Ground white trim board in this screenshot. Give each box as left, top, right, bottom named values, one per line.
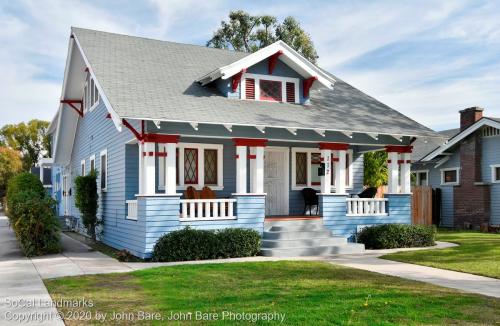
left=241, top=73, right=299, bottom=104
left=491, top=164, right=500, bottom=183
left=440, top=167, right=460, bottom=186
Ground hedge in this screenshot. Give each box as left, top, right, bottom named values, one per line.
left=152, top=227, right=261, bottom=262
left=6, top=173, right=61, bottom=257
left=357, top=224, right=436, bottom=249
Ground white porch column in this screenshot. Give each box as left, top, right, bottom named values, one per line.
left=138, top=142, right=144, bottom=194
left=387, top=151, right=399, bottom=193
left=236, top=145, right=247, bottom=194
left=164, top=142, right=177, bottom=195
left=400, top=152, right=412, bottom=194
left=336, top=149, right=347, bottom=194
left=250, top=146, right=265, bottom=193
left=320, top=149, right=332, bottom=194
left=143, top=142, right=156, bottom=195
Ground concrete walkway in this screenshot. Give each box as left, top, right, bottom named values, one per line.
left=330, top=250, right=500, bottom=298
left=0, top=215, right=64, bottom=326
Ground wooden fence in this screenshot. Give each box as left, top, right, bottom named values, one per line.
left=411, top=186, right=433, bottom=225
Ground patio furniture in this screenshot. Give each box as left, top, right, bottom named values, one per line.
left=352, top=187, right=378, bottom=198
left=301, top=188, right=319, bottom=215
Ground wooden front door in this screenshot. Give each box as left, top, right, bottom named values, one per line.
left=264, top=147, right=289, bottom=216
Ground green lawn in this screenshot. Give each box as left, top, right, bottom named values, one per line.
left=45, top=261, right=499, bottom=325
left=382, top=231, right=500, bottom=279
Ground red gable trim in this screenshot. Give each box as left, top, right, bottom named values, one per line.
left=385, top=145, right=413, bottom=153
left=61, top=99, right=83, bottom=117
left=231, top=68, right=247, bottom=92
left=268, top=50, right=284, bottom=74
left=233, top=138, right=268, bottom=147
left=318, top=142, right=349, bottom=150
left=303, top=76, right=318, bottom=98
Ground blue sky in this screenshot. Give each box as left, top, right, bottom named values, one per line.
left=1, top=0, right=499, bottom=130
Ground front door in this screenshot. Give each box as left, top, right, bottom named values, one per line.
left=264, top=147, right=289, bottom=216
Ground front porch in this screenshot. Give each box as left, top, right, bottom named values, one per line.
left=118, top=132, right=412, bottom=258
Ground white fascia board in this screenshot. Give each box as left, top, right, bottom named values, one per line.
left=422, top=118, right=500, bottom=161
left=72, top=31, right=122, bottom=132
left=217, top=41, right=335, bottom=90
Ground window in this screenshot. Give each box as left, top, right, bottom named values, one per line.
left=491, top=164, right=500, bottom=183
left=158, top=143, right=224, bottom=190
left=80, top=160, right=86, bottom=176
left=89, top=155, right=95, bottom=174
left=441, top=167, right=459, bottom=185
left=260, top=80, right=282, bottom=102
left=292, top=148, right=353, bottom=190
left=241, top=73, right=298, bottom=104
left=100, top=150, right=107, bottom=190
left=83, top=74, right=100, bottom=113
left=413, top=170, right=429, bottom=186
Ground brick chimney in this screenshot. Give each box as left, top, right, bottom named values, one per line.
left=460, top=107, right=483, bottom=131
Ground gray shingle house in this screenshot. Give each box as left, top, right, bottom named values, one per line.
left=412, top=107, right=500, bottom=229
left=48, top=28, right=439, bottom=258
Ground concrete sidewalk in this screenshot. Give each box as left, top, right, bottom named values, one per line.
left=330, top=253, right=500, bottom=298
left=0, top=215, right=64, bottom=326
left=31, top=233, right=132, bottom=279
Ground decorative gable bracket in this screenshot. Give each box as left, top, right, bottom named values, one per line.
left=268, top=50, right=284, bottom=74
left=60, top=99, right=83, bottom=117
left=231, top=69, right=247, bottom=92
left=303, top=76, right=318, bottom=98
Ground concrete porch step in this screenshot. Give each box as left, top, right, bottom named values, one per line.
left=261, top=243, right=365, bottom=257
left=262, top=236, right=347, bottom=248
left=263, top=229, right=332, bottom=240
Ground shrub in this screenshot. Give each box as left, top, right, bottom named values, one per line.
left=152, top=227, right=261, bottom=262
left=74, top=172, right=99, bottom=241
left=357, top=224, right=436, bottom=249
left=10, top=192, right=61, bottom=256
left=6, top=172, right=45, bottom=217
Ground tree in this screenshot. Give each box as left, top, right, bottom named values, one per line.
left=207, top=11, right=318, bottom=63
left=0, top=120, right=50, bottom=170
left=74, top=172, right=99, bottom=241
left=364, top=151, right=388, bottom=188
left=0, top=147, right=23, bottom=198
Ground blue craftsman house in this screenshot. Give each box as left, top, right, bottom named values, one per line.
left=48, top=28, right=438, bottom=258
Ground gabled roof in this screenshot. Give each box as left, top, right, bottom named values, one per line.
left=67, top=27, right=438, bottom=138
left=421, top=117, right=500, bottom=161
left=196, top=40, right=335, bottom=90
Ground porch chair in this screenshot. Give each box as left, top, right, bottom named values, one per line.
left=200, top=186, right=219, bottom=216
left=184, top=186, right=200, bottom=199
left=301, top=188, right=319, bottom=215
left=352, top=187, right=378, bottom=198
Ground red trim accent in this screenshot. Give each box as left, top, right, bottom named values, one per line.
left=248, top=154, right=257, bottom=159
left=320, top=157, right=324, bottom=162
left=233, top=138, right=268, bottom=147
left=142, top=134, right=179, bottom=143
left=318, top=142, right=349, bottom=150
left=397, top=160, right=405, bottom=164
left=268, top=50, right=284, bottom=74
left=231, top=69, right=247, bottom=92
left=60, top=100, right=83, bottom=117
left=157, top=152, right=168, bottom=157
left=385, top=145, right=413, bottom=153
left=331, top=157, right=339, bottom=162
left=235, top=155, right=240, bottom=159
left=122, top=119, right=143, bottom=141
left=70, top=35, right=74, bottom=39
left=105, top=113, right=111, bottom=119
left=311, top=182, right=321, bottom=186
left=142, top=151, right=155, bottom=157
left=303, top=76, right=318, bottom=98
left=387, top=160, right=392, bottom=163
left=84, top=67, right=89, bottom=72
left=406, top=160, right=412, bottom=164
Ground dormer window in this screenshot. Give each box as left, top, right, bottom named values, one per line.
left=83, top=74, right=100, bottom=113
left=241, top=73, right=299, bottom=104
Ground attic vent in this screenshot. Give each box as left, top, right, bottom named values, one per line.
left=245, top=78, right=255, bottom=100
left=286, top=82, right=295, bottom=103
left=482, top=126, right=500, bottom=137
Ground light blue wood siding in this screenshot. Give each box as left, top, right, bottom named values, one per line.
left=319, top=194, right=411, bottom=241
left=482, top=136, right=500, bottom=225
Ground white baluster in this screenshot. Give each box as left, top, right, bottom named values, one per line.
left=182, top=202, right=187, bottom=218
left=228, top=201, right=234, bottom=217
left=189, top=202, right=195, bottom=218
left=204, top=202, right=210, bottom=218
left=220, top=201, right=226, bottom=218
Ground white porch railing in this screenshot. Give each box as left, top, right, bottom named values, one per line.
left=126, top=200, right=138, bottom=220
left=346, top=198, right=388, bottom=216
left=180, top=199, right=236, bottom=221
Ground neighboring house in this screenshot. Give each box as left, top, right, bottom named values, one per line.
left=412, top=107, right=500, bottom=229
left=47, top=28, right=438, bottom=258
left=30, top=158, right=53, bottom=194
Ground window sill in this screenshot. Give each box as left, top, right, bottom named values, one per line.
left=125, top=216, right=137, bottom=221
left=440, top=183, right=460, bottom=186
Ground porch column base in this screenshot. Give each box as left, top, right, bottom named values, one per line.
left=385, top=193, right=412, bottom=224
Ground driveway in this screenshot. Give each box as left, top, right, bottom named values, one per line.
left=0, top=215, right=64, bottom=325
